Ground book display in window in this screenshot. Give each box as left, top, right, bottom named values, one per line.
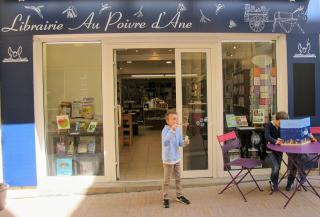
left=49, top=116, right=103, bottom=176
left=250, top=67, right=277, bottom=124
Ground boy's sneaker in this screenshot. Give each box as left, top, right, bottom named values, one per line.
left=176, top=196, right=190, bottom=205
left=269, top=180, right=278, bottom=192
left=286, top=182, right=293, bottom=191
left=163, top=199, right=169, bottom=208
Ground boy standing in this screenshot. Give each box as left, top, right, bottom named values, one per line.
left=162, top=111, right=190, bottom=208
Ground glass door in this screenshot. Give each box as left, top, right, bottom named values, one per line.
left=175, top=49, right=212, bottom=178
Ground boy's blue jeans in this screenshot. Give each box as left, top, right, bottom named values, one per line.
left=269, top=151, right=283, bottom=186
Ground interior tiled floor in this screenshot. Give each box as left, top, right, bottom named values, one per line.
left=119, top=127, right=163, bottom=180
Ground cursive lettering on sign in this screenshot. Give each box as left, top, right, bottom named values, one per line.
left=151, top=12, right=192, bottom=29
left=68, top=12, right=100, bottom=30
left=1, top=14, right=63, bottom=32
left=1, top=10, right=193, bottom=33
left=104, top=11, right=146, bottom=31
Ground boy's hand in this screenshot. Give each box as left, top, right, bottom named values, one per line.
left=171, top=124, right=178, bottom=131
left=275, top=138, right=284, bottom=145
left=311, top=137, right=317, bottom=142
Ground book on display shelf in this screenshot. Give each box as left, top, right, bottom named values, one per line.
left=87, top=121, right=98, bottom=133
left=71, top=101, right=83, bottom=118
left=226, top=114, right=237, bottom=128
left=252, top=109, right=266, bottom=124
left=235, top=116, right=248, bottom=127
left=56, top=141, right=66, bottom=155
left=87, top=143, right=96, bottom=154
left=56, top=157, right=73, bottom=176
left=56, top=115, right=70, bottom=130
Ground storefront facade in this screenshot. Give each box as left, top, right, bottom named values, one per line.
left=1, top=0, right=319, bottom=187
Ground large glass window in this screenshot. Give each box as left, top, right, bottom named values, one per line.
left=43, top=42, right=104, bottom=176
left=222, top=41, right=277, bottom=169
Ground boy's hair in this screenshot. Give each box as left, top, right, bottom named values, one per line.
left=275, top=111, right=289, bottom=120
left=165, top=110, right=178, bottom=120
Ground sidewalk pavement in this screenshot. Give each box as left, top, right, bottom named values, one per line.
left=1, top=182, right=320, bottom=217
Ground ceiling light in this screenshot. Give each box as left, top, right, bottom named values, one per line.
left=131, top=74, right=175, bottom=78
left=135, top=49, right=139, bottom=53
left=168, top=49, right=173, bottom=52
left=233, top=45, right=237, bottom=49
left=127, top=61, right=132, bottom=64
left=166, top=61, right=172, bottom=64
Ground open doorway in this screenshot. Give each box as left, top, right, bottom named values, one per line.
left=115, top=48, right=175, bottom=180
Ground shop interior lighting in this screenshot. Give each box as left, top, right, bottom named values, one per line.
left=166, top=61, right=173, bottom=64
left=131, top=74, right=173, bottom=78
left=127, top=61, right=133, bottom=64
left=131, top=74, right=197, bottom=78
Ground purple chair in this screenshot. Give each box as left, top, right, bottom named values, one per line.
left=217, top=131, right=263, bottom=202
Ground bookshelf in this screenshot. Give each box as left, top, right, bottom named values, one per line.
left=143, top=108, right=167, bottom=129
left=49, top=128, right=104, bottom=176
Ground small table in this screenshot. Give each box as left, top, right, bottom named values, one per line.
left=267, top=142, right=320, bottom=208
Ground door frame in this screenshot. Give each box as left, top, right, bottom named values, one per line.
left=175, top=48, right=213, bottom=178
left=33, top=33, right=287, bottom=187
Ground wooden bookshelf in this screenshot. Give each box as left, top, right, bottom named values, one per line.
left=122, top=113, right=133, bottom=145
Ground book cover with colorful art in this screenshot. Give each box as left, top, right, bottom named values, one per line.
left=56, top=158, right=73, bottom=176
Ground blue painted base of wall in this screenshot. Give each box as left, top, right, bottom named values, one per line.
left=2, top=124, right=37, bottom=186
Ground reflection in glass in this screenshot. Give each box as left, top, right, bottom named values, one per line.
left=43, top=42, right=104, bottom=176
left=222, top=41, right=277, bottom=170
left=181, top=52, right=208, bottom=170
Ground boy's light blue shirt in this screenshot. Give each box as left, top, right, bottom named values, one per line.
left=161, top=125, right=184, bottom=163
